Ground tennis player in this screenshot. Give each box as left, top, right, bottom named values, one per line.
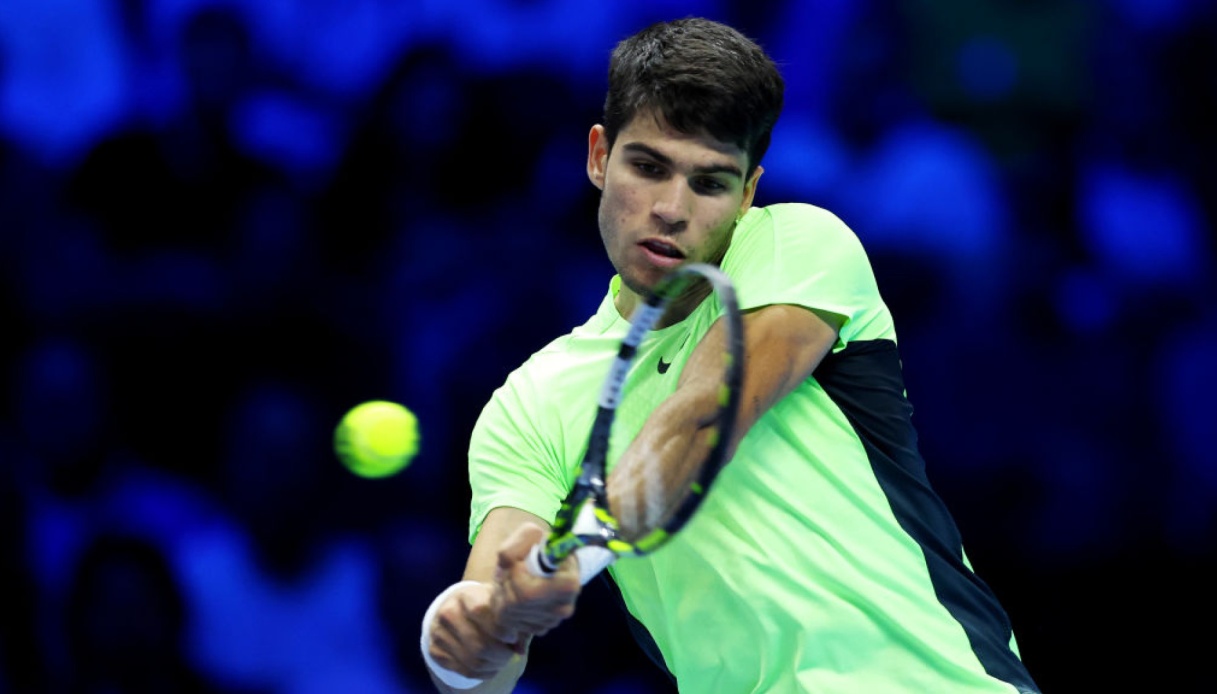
left=421, top=17, right=1040, bottom=693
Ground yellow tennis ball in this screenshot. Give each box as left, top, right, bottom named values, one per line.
left=334, top=400, right=419, bottom=478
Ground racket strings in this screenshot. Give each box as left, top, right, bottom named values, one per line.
left=543, top=263, right=742, bottom=564
left=609, top=441, right=672, bottom=542
left=608, top=423, right=723, bottom=542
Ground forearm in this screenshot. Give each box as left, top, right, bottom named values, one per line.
left=608, top=383, right=721, bottom=539
left=607, top=306, right=840, bottom=538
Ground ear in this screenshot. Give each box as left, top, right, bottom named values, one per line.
left=739, top=165, right=763, bottom=218
left=587, top=124, right=609, bottom=190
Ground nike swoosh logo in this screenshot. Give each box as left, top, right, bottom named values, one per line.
left=657, top=333, right=691, bottom=375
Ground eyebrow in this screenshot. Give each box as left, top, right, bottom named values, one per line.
left=621, top=142, right=744, bottom=179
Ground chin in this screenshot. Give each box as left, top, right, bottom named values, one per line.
left=619, top=269, right=658, bottom=297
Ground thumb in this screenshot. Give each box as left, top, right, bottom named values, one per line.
left=497, top=523, right=548, bottom=575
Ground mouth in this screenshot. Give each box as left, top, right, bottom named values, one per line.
left=639, top=238, right=686, bottom=266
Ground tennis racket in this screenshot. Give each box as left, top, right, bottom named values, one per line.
left=526, top=262, right=744, bottom=584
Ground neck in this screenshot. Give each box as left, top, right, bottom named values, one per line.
left=615, top=277, right=711, bottom=329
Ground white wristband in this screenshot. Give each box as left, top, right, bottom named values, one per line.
left=420, top=580, right=484, bottom=690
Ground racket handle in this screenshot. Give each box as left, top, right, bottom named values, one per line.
left=525, top=543, right=616, bottom=585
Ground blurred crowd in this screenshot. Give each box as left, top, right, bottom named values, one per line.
left=1, top=0, right=1214, bottom=692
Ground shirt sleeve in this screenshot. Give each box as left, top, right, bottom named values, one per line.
left=722, top=203, right=896, bottom=348
left=466, top=369, right=570, bottom=545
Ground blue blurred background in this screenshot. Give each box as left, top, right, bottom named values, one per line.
left=1, top=0, right=1214, bottom=692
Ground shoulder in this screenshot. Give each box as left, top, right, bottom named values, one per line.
left=481, top=309, right=618, bottom=421
left=726, top=203, right=869, bottom=280
left=752, top=201, right=842, bottom=225
left=743, top=203, right=862, bottom=249
left=724, top=203, right=894, bottom=341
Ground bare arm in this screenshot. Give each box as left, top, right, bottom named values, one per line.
left=425, top=507, right=582, bottom=693
left=608, top=303, right=842, bottom=536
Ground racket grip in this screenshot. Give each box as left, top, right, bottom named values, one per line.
left=525, top=543, right=616, bottom=585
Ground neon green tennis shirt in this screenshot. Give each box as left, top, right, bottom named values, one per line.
left=468, top=204, right=1039, bottom=693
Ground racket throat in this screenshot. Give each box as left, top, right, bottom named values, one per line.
left=532, top=498, right=621, bottom=583
left=572, top=496, right=615, bottom=539
left=569, top=499, right=619, bottom=582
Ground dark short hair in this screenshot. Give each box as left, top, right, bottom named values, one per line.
left=603, top=17, right=785, bottom=175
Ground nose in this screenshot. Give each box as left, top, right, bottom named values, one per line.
left=651, top=179, right=691, bottom=231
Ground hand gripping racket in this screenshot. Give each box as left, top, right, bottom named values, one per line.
left=526, top=263, right=744, bottom=584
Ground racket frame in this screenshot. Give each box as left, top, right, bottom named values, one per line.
left=532, top=262, right=744, bottom=577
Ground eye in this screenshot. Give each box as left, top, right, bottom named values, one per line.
left=693, top=177, right=728, bottom=194
left=632, top=161, right=663, bottom=177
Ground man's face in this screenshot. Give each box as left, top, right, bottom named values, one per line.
left=587, top=112, right=761, bottom=301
